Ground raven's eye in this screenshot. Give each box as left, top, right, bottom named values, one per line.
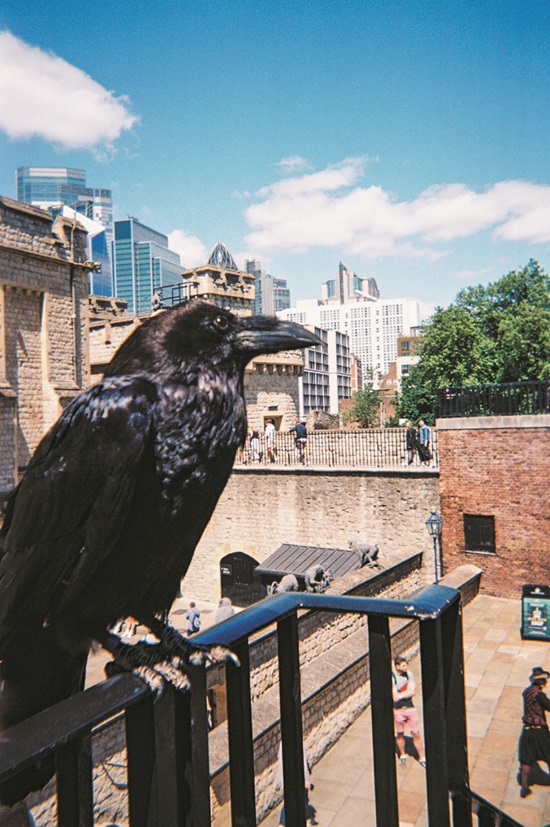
left=212, top=315, right=229, bottom=332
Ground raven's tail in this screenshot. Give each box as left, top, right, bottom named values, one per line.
left=0, top=622, right=88, bottom=805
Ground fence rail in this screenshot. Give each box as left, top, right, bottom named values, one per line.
left=438, top=380, right=550, bottom=419
left=238, top=428, right=438, bottom=469
left=0, top=586, right=523, bottom=827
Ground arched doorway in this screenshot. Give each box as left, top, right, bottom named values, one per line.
left=220, top=552, right=262, bottom=607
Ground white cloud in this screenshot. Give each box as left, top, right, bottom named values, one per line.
left=168, top=229, right=209, bottom=268
left=0, top=31, right=138, bottom=152
left=245, top=159, right=550, bottom=259
left=276, top=155, right=312, bottom=174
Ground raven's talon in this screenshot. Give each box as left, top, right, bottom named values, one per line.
left=193, top=644, right=240, bottom=667
left=132, top=665, right=165, bottom=695
left=150, top=621, right=240, bottom=669
left=153, top=660, right=191, bottom=692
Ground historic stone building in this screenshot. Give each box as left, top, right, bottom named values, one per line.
left=0, top=197, right=90, bottom=494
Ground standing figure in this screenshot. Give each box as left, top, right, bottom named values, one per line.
left=265, top=419, right=277, bottom=463
left=290, top=419, right=308, bottom=465
left=518, top=666, right=550, bottom=798
left=214, top=597, right=235, bottom=624
left=392, top=656, right=426, bottom=767
left=405, top=421, right=417, bottom=466
left=250, top=428, right=261, bottom=462
left=275, top=742, right=318, bottom=827
left=417, top=419, right=432, bottom=465
left=186, top=601, right=201, bottom=636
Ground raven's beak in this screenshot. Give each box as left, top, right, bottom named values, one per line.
left=236, top=316, right=321, bottom=357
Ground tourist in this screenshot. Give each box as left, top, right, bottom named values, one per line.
left=186, top=601, right=201, bottom=636
left=290, top=419, right=307, bottom=465
left=392, top=656, right=426, bottom=767
left=518, top=666, right=550, bottom=798
left=405, top=421, right=417, bottom=466
left=417, top=419, right=432, bottom=465
left=265, top=418, right=277, bottom=463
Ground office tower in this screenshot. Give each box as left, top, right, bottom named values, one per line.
left=246, top=259, right=291, bottom=316
left=279, top=286, right=423, bottom=388
left=112, top=217, right=182, bottom=315
left=16, top=166, right=114, bottom=292
left=321, top=262, right=380, bottom=305
left=300, top=327, right=352, bottom=416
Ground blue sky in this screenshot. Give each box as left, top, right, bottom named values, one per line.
left=1, top=0, right=549, bottom=308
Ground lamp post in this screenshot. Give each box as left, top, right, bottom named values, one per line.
left=425, top=510, right=444, bottom=584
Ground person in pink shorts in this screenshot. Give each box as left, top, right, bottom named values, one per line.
left=392, top=656, right=426, bottom=767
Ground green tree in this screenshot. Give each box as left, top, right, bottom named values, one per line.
left=399, top=260, right=550, bottom=422
left=342, top=386, right=382, bottom=428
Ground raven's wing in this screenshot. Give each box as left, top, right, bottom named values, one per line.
left=0, top=376, right=158, bottom=638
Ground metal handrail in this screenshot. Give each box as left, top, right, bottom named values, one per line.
left=0, top=586, right=520, bottom=826
left=438, top=380, right=550, bottom=418
left=236, top=428, right=439, bottom=469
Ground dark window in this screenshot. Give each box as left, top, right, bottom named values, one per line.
left=464, top=514, right=496, bottom=554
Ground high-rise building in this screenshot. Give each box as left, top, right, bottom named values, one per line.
left=321, top=262, right=380, bottom=305
left=61, top=206, right=112, bottom=296
left=300, top=326, right=352, bottom=416
left=246, top=259, right=291, bottom=316
left=279, top=287, right=424, bottom=388
left=112, top=217, right=182, bottom=315
left=16, top=167, right=114, bottom=292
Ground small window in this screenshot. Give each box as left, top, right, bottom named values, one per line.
left=464, top=514, right=496, bottom=554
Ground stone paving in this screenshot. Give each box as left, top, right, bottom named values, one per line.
left=258, top=594, right=550, bottom=827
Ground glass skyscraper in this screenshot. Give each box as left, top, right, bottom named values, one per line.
left=16, top=167, right=114, bottom=294
left=113, top=217, right=182, bottom=315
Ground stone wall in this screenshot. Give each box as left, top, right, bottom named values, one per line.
left=183, top=467, right=440, bottom=601
left=438, top=415, right=550, bottom=598
left=0, top=197, right=89, bottom=493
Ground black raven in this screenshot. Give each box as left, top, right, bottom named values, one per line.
left=0, top=300, right=319, bottom=800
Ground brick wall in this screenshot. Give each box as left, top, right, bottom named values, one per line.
left=438, top=416, right=550, bottom=598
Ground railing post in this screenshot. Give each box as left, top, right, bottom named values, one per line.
left=368, top=614, right=399, bottom=827
left=278, top=612, right=306, bottom=827
left=150, top=681, right=204, bottom=827
left=419, top=616, right=451, bottom=827
left=226, top=640, right=257, bottom=827
left=126, top=694, right=157, bottom=827
left=441, top=598, right=472, bottom=827
left=56, top=733, right=93, bottom=827
left=189, top=664, right=212, bottom=827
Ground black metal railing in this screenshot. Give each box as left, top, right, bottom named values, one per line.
left=237, top=428, right=438, bottom=469
left=438, top=380, right=550, bottom=419
left=0, top=587, right=520, bottom=827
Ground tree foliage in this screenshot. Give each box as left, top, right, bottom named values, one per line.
left=342, top=386, right=382, bottom=428
left=399, top=260, right=550, bottom=422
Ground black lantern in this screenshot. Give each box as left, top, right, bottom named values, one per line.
left=425, top=510, right=443, bottom=583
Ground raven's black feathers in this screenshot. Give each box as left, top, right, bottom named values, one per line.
left=0, top=300, right=319, bottom=801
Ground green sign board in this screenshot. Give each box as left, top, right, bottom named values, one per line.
left=522, top=585, right=550, bottom=641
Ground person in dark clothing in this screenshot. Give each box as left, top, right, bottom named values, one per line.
left=416, top=419, right=432, bottom=465
left=518, top=666, right=550, bottom=798
left=405, top=421, right=417, bottom=466
left=290, top=419, right=308, bottom=464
